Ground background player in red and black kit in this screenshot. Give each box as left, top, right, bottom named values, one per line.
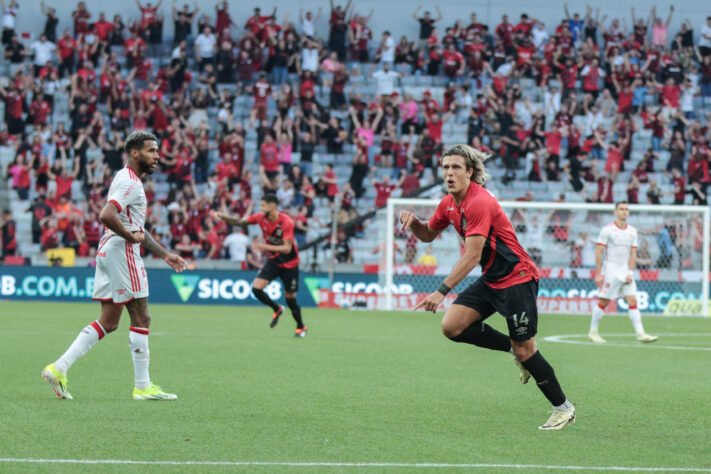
left=215, top=194, right=307, bottom=337
left=399, top=144, right=575, bottom=431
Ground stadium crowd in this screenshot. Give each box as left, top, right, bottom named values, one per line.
left=1, top=0, right=711, bottom=265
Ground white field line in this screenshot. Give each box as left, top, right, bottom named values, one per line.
left=0, top=459, right=710, bottom=471
left=543, top=333, right=711, bottom=351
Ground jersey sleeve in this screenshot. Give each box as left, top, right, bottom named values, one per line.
left=463, top=197, right=493, bottom=238
left=596, top=226, right=608, bottom=246
left=631, top=227, right=638, bottom=248
left=428, top=200, right=450, bottom=231
left=246, top=213, right=263, bottom=225
left=281, top=216, right=295, bottom=241
left=106, top=175, right=140, bottom=213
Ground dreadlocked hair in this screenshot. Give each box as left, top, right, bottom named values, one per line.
left=441, top=144, right=491, bottom=185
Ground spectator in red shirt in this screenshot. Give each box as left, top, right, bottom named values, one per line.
left=397, top=168, right=421, bottom=196
left=48, top=156, right=81, bottom=201
left=372, top=174, right=397, bottom=208
left=661, top=77, right=680, bottom=110
left=423, top=104, right=454, bottom=147
left=57, top=29, right=78, bottom=78
left=215, top=1, right=236, bottom=34
left=259, top=133, right=280, bottom=190
left=1, top=209, right=17, bottom=258
left=315, top=163, right=339, bottom=203
left=495, top=15, right=514, bottom=52
left=245, top=6, right=276, bottom=41
left=554, top=54, right=579, bottom=99
left=515, top=38, right=535, bottom=73
left=93, top=13, right=114, bottom=42
left=596, top=171, right=614, bottom=203
left=83, top=210, right=102, bottom=249
left=137, top=0, right=162, bottom=30
left=0, top=81, right=26, bottom=135
left=515, top=13, right=536, bottom=36
left=442, top=43, right=465, bottom=81
left=581, top=58, right=605, bottom=100
left=72, top=1, right=91, bottom=36
left=671, top=168, right=686, bottom=204
left=30, top=93, right=51, bottom=126
left=123, top=29, right=146, bottom=67
left=649, top=111, right=667, bottom=151
left=251, top=73, right=272, bottom=120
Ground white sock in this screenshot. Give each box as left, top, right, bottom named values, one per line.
left=129, top=327, right=151, bottom=390
left=628, top=307, right=645, bottom=336
left=554, top=399, right=574, bottom=410
left=590, top=304, right=605, bottom=333
left=55, top=321, right=106, bottom=374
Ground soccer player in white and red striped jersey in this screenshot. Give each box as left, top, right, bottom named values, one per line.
left=589, top=201, right=658, bottom=344
left=42, top=131, right=188, bottom=400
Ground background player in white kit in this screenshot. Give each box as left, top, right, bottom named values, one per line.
left=589, top=201, right=658, bottom=344
left=42, top=131, right=188, bottom=400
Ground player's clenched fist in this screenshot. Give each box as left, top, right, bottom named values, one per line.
left=399, top=210, right=417, bottom=231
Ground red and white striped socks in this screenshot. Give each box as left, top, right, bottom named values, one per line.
left=54, top=320, right=106, bottom=374
left=129, top=327, right=151, bottom=390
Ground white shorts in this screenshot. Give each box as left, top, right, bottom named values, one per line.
left=92, top=235, right=149, bottom=304
left=598, top=268, right=636, bottom=300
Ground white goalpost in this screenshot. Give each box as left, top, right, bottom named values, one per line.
left=381, top=198, right=710, bottom=317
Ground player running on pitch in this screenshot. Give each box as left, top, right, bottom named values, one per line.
left=588, top=201, right=658, bottom=344
left=214, top=193, right=307, bottom=337
left=42, top=131, right=188, bottom=400
left=400, top=144, right=575, bottom=430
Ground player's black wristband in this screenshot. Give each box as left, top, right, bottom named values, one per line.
left=437, top=284, right=451, bottom=295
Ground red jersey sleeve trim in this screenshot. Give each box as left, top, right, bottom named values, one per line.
left=108, top=200, right=122, bottom=213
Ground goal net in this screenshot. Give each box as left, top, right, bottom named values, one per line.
left=370, top=198, right=709, bottom=317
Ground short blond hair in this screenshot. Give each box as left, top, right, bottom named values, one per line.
left=441, top=144, right=491, bottom=185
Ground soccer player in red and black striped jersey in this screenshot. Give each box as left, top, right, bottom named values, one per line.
left=399, top=144, right=575, bottom=430
left=215, top=194, right=307, bottom=337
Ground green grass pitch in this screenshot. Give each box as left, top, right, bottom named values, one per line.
left=1, top=301, right=710, bottom=472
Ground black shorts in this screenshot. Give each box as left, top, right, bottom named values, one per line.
left=257, top=258, right=299, bottom=293
left=453, top=277, right=539, bottom=341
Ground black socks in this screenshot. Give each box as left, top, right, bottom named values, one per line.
left=521, top=351, right=566, bottom=406
left=252, top=288, right=279, bottom=312
left=286, top=297, right=304, bottom=329
left=450, top=322, right=512, bottom=352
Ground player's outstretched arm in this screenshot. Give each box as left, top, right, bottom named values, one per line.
left=213, top=211, right=250, bottom=227
left=414, top=235, right=484, bottom=313
left=142, top=230, right=187, bottom=272
left=399, top=211, right=441, bottom=242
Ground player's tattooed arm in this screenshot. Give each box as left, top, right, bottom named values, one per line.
left=100, top=201, right=144, bottom=244
left=141, top=229, right=168, bottom=258
left=214, top=212, right=249, bottom=226
left=142, top=229, right=188, bottom=272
